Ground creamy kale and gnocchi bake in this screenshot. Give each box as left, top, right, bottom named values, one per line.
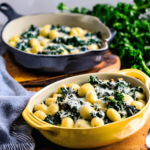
left=33, top=76, right=146, bottom=128
left=9, top=24, right=103, bottom=55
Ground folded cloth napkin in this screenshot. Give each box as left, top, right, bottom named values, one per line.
left=0, top=56, right=35, bottom=150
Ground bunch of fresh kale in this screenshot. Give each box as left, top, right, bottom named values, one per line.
left=58, top=0, right=150, bottom=76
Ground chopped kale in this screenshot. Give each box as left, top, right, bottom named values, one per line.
left=131, top=87, right=143, bottom=93
left=103, top=113, right=112, bottom=124
left=107, top=99, right=140, bottom=117
left=44, top=112, right=61, bottom=125
left=88, top=75, right=101, bottom=85
left=79, top=46, right=89, bottom=51
left=62, top=45, right=73, bottom=53
left=30, top=24, right=37, bottom=31
left=107, top=100, right=126, bottom=111
left=85, top=32, right=92, bottom=37
left=114, top=92, right=124, bottom=101
left=93, top=31, right=102, bottom=39
left=85, top=31, right=102, bottom=39
left=104, top=96, right=110, bottom=101
left=52, top=36, right=87, bottom=46
left=103, top=92, right=111, bottom=96
left=60, top=87, right=77, bottom=96
left=16, top=41, right=28, bottom=51
left=44, top=45, right=64, bottom=55
left=90, top=111, right=105, bottom=118
left=58, top=25, right=70, bottom=34
left=56, top=96, right=64, bottom=106
left=87, top=38, right=101, bottom=46
left=126, top=105, right=140, bottom=117
left=21, top=25, right=39, bottom=40
left=38, top=51, right=51, bottom=55
left=51, top=25, right=61, bottom=30
left=62, top=103, right=80, bottom=120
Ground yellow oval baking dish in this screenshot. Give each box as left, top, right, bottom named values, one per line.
left=22, top=69, right=150, bottom=149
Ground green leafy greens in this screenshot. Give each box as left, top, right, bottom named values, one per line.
left=57, top=1, right=150, bottom=76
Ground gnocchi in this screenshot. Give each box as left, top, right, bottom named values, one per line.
left=61, top=117, right=74, bottom=128
left=85, top=91, right=98, bottom=104
left=46, top=103, right=59, bottom=116
left=9, top=24, right=103, bottom=55
left=33, top=76, right=146, bottom=128
left=75, top=119, right=91, bottom=128
left=34, top=110, right=47, bottom=120
left=78, top=83, right=94, bottom=97
left=91, top=117, right=104, bottom=127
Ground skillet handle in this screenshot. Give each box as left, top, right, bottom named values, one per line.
left=0, top=3, right=22, bottom=22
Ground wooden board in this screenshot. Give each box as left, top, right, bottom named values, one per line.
left=4, top=50, right=120, bottom=86
left=4, top=51, right=150, bottom=149
left=28, top=87, right=150, bottom=150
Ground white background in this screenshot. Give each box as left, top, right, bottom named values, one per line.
left=0, top=0, right=133, bottom=25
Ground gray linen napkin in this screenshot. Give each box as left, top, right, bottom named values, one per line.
left=0, top=56, right=35, bottom=150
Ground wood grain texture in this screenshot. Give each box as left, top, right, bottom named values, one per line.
left=4, top=51, right=120, bottom=86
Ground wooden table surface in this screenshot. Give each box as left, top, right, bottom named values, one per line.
left=3, top=50, right=150, bottom=150
left=27, top=87, right=150, bottom=150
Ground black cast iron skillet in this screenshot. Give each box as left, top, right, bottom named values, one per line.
left=0, top=3, right=116, bottom=74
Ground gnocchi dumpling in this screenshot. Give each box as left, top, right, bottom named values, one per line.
left=40, top=39, right=50, bottom=46
left=80, top=105, right=94, bottom=120
left=91, top=117, right=104, bottom=127
left=34, top=110, right=47, bottom=120
left=88, top=44, right=99, bottom=50
left=95, top=100, right=107, bottom=112
left=78, top=83, right=94, bottom=97
left=70, top=27, right=84, bottom=36
left=135, top=91, right=145, bottom=100
left=10, top=35, right=20, bottom=43
left=124, top=94, right=134, bottom=105
left=46, top=103, right=59, bottom=116
left=45, top=98, right=57, bottom=106
left=29, top=38, right=40, bottom=47
left=49, top=30, right=60, bottom=39
left=53, top=94, right=62, bottom=99
left=131, top=100, right=144, bottom=110
left=60, top=49, right=69, bottom=55
left=66, top=83, right=80, bottom=91
left=67, top=45, right=73, bottom=48
left=31, top=45, right=43, bottom=53
left=9, top=41, right=16, bottom=47
left=107, top=108, right=121, bottom=122
left=25, top=50, right=32, bottom=54
left=61, top=117, right=74, bottom=128
left=74, top=119, right=91, bottom=128
left=34, top=103, right=48, bottom=114
left=138, top=99, right=146, bottom=105
left=85, top=91, right=98, bottom=104
left=40, top=24, right=51, bottom=37
left=71, top=49, right=79, bottom=54
left=57, top=84, right=66, bottom=93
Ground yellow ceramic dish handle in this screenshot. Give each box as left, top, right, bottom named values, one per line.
left=22, top=107, right=53, bottom=131
left=118, top=69, right=150, bottom=89
left=118, top=69, right=150, bottom=120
